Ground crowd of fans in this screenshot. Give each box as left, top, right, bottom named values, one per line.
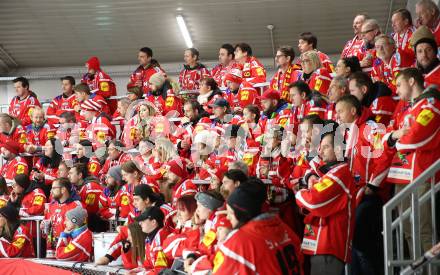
left=0, top=1, right=439, bottom=274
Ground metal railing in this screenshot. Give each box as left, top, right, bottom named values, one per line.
left=383, top=158, right=440, bottom=275
left=28, top=258, right=127, bottom=274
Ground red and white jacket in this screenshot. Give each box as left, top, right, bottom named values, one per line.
left=302, top=68, right=332, bottom=95
left=371, top=54, right=401, bottom=95
left=25, top=123, right=56, bottom=150
left=179, top=64, right=211, bottom=91
left=141, top=226, right=174, bottom=274
left=99, top=152, right=132, bottom=183
left=77, top=179, right=105, bottom=215
left=81, top=70, right=116, bottom=100
left=78, top=114, right=116, bottom=147
left=239, top=56, right=266, bottom=85
left=0, top=123, right=27, bottom=152
left=212, top=214, right=303, bottom=275
left=270, top=64, right=303, bottom=102
left=341, top=36, right=365, bottom=60
left=46, top=93, right=79, bottom=126
left=424, top=63, right=440, bottom=88
left=256, top=146, right=293, bottom=187
left=56, top=225, right=93, bottom=261
left=9, top=93, right=41, bottom=127
left=0, top=224, right=34, bottom=258
left=295, top=162, right=356, bottom=263
left=0, top=156, right=29, bottom=185
left=98, top=185, right=132, bottom=219
left=130, top=64, right=166, bottom=94
left=225, top=81, right=260, bottom=110
left=392, top=27, right=416, bottom=68
left=211, top=61, right=238, bottom=87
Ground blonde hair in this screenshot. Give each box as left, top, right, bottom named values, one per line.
left=301, top=51, right=322, bottom=72
left=155, top=137, right=177, bottom=163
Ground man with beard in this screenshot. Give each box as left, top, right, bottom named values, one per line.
left=258, top=89, right=291, bottom=138
left=146, top=72, right=182, bottom=116
left=0, top=141, right=28, bottom=185
left=46, top=76, right=78, bottom=126
left=219, top=169, right=248, bottom=199
left=42, top=177, right=84, bottom=258
left=411, top=25, right=440, bottom=87
left=211, top=44, right=237, bottom=87
left=129, top=47, right=166, bottom=94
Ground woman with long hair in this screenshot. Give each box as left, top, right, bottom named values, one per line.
left=0, top=205, right=35, bottom=257
left=95, top=222, right=148, bottom=269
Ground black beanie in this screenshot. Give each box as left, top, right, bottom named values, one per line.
left=227, top=184, right=265, bottom=221
left=14, top=174, right=30, bottom=190
left=0, top=205, right=19, bottom=222
left=133, top=184, right=155, bottom=200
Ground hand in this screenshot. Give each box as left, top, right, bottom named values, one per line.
left=24, top=144, right=36, bottom=153
left=360, top=54, right=373, bottom=68
left=180, top=116, right=190, bottom=124
left=95, top=256, right=110, bottom=266
left=73, top=104, right=81, bottom=113
left=307, top=175, right=319, bottom=189
left=184, top=258, right=195, bottom=273
left=126, top=267, right=144, bottom=275
left=391, top=126, right=410, bottom=141
left=10, top=191, right=19, bottom=203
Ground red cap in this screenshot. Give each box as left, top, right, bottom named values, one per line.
left=167, top=158, right=189, bottom=180
left=261, top=88, right=280, bottom=100
left=173, top=180, right=198, bottom=203
left=224, top=68, right=243, bottom=84
left=0, top=141, right=20, bottom=155
left=86, top=56, right=100, bottom=71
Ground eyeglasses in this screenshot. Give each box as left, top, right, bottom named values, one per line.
left=360, top=28, right=376, bottom=35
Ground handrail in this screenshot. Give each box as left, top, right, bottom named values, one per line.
left=383, top=158, right=440, bottom=275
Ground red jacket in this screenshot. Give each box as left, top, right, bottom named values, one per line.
left=98, top=186, right=132, bottom=219
left=0, top=224, right=34, bottom=258
left=0, top=156, right=29, bottom=184
left=77, top=179, right=105, bottom=215
left=81, top=69, right=117, bottom=112
left=341, top=36, right=365, bottom=59
left=376, top=87, right=440, bottom=186
left=99, top=152, right=132, bottom=182
left=44, top=199, right=84, bottom=247
left=302, top=68, right=332, bottom=95
left=392, top=27, right=416, bottom=68
left=145, top=92, right=183, bottom=117
left=46, top=93, right=78, bottom=125
left=239, top=56, right=266, bottom=85
left=211, top=61, right=238, bottom=87
left=371, top=54, right=401, bottom=95
left=130, top=64, right=166, bottom=94
left=225, top=81, right=260, bottom=110
left=142, top=227, right=174, bottom=274
left=32, top=158, right=59, bottom=186
left=270, top=64, right=303, bottom=102
left=107, top=226, right=139, bottom=269
left=179, top=63, right=211, bottom=91
left=56, top=225, right=93, bottom=261
left=424, top=63, right=440, bottom=88
left=212, top=214, right=303, bottom=275
left=295, top=162, right=356, bottom=263
left=9, top=93, right=41, bottom=127
left=25, top=123, right=56, bottom=149
left=0, top=123, right=27, bottom=152
left=258, top=102, right=292, bottom=133
left=256, top=147, right=292, bottom=187
left=20, top=188, right=46, bottom=216
left=79, top=114, right=116, bottom=147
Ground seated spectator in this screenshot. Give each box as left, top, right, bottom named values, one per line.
left=371, top=34, right=401, bottom=94
left=211, top=98, right=231, bottom=125
left=98, top=165, right=130, bottom=220
left=46, top=76, right=78, bottom=126
left=73, top=83, right=110, bottom=120
left=146, top=72, right=182, bottom=117
left=234, top=43, right=266, bottom=85
left=359, top=19, right=382, bottom=71
left=112, top=98, right=131, bottom=138
left=0, top=141, right=29, bottom=185
left=220, top=169, right=248, bottom=199
left=415, top=0, right=440, bottom=46
left=179, top=48, right=211, bottom=91
left=295, top=122, right=356, bottom=275
left=298, top=32, right=335, bottom=73
left=212, top=182, right=303, bottom=274
left=327, top=76, right=349, bottom=120
left=122, top=101, right=157, bottom=148
left=9, top=77, right=41, bottom=127
left=341, top=14, right=369, bottom=59
left=126, top=83, right=144, bottom=102
left=335, top=56, right=362, bottom=78
left=55, top=206, right=93, bottom=261
left=391, top=8, right=416, bottom=67
left=211, top=43, right=237, bottom=87
left=42, top=177, right=84, bottom=258
left=271, top=45, right=302, bottom=102
left=0, top=113, right=27, bottom=152
left=300, top=50, right=332, bottom=95
left=133, top=138, right=156, bottom=174
left=197, top=77, right=223, bottom=115
left=73, top=139, right=101, bottom=178
left=239, top=104, right=263, bottom=147
left=224, top=69, right=260, bottom=115
left=128, top=206, right=173, bottom=274
left=349, top=71, right=396, bottom=125
left=259, top=89, right=291, bottom=133
left=95, top=222, right=148, bottom=269
left=24, top=107, right=56, bottom=158
left=81, top=56, right=117, bottom=112
left=411, top=25, right=440, bottom=87
left=9, top=174, right=46, bottom=218
left=56, top=111, right=78, bottom=148
left=129, top=47, right=166, bottom=94
left=31, top=138, right=63, bottom=189
left=79, top=99, right=116, bottom=147
left=0, top=177, right=9, bottom=208
left=68, top=163, right=105, bottom=232
left=57, top=161, right=70, bottom=178
left=99, top=140, right=131, bottom=182
left=0, top=205, right=34, bottom=258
